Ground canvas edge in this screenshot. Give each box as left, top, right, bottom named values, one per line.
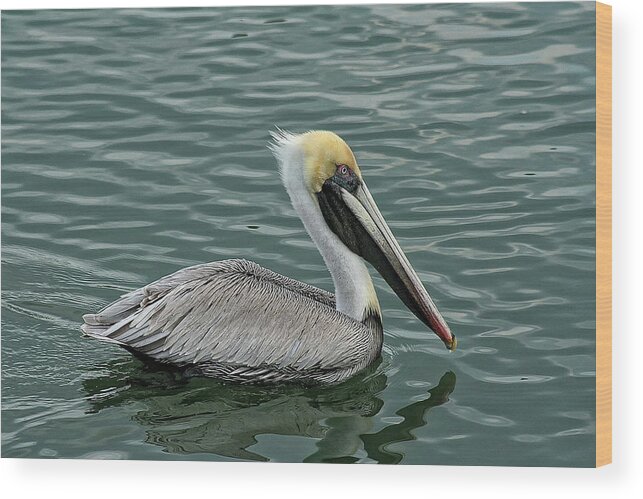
left=596, top=0, right=612, bottom=468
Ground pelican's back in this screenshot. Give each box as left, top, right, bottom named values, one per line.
left=82, top=259, right=382, bottom=384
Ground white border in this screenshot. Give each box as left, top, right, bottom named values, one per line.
left=1, top=0, right=641, bottom=497
left=0, top=0, right=622, bottom=8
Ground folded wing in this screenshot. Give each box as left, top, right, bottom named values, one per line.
left=82, top=259, right=376, bottom=384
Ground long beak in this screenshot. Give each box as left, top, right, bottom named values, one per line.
left=317, top=180, right=456, bottom=350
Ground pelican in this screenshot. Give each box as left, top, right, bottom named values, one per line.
left=82, top=130, right=455, bottom=385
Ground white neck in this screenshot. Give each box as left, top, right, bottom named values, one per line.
left=271, top=132, right=381, bottom=323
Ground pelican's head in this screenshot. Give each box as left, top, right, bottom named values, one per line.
left=270, top=129, right=455, bottom=351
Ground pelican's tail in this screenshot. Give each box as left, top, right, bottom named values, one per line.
left=81, top=288, right=147, bottom=343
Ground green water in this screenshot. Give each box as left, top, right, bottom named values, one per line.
left=1, top=2, right=596, bottom=465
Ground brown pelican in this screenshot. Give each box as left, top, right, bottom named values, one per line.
left=82, top=130, right=455, bottom=385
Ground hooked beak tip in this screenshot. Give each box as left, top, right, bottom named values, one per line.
left=430, top=317, right=456, bottom=351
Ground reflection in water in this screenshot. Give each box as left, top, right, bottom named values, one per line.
left=360, top=371, right=456, bottom=464
left=82, top=358, right=456, bottom=463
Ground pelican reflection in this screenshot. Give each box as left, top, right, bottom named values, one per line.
left=82, top=358, right=456, bottom=463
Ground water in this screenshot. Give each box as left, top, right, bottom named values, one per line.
left=1, top=2, right=596, bottom=466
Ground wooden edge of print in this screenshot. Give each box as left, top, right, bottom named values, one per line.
left=595, top=1, right=612, bottom=468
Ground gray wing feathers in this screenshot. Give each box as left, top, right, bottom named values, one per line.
left=82, top=259, right=373, bottom=382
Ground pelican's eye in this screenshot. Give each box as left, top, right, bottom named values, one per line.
left=331, top=163, right=359, bottom=193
